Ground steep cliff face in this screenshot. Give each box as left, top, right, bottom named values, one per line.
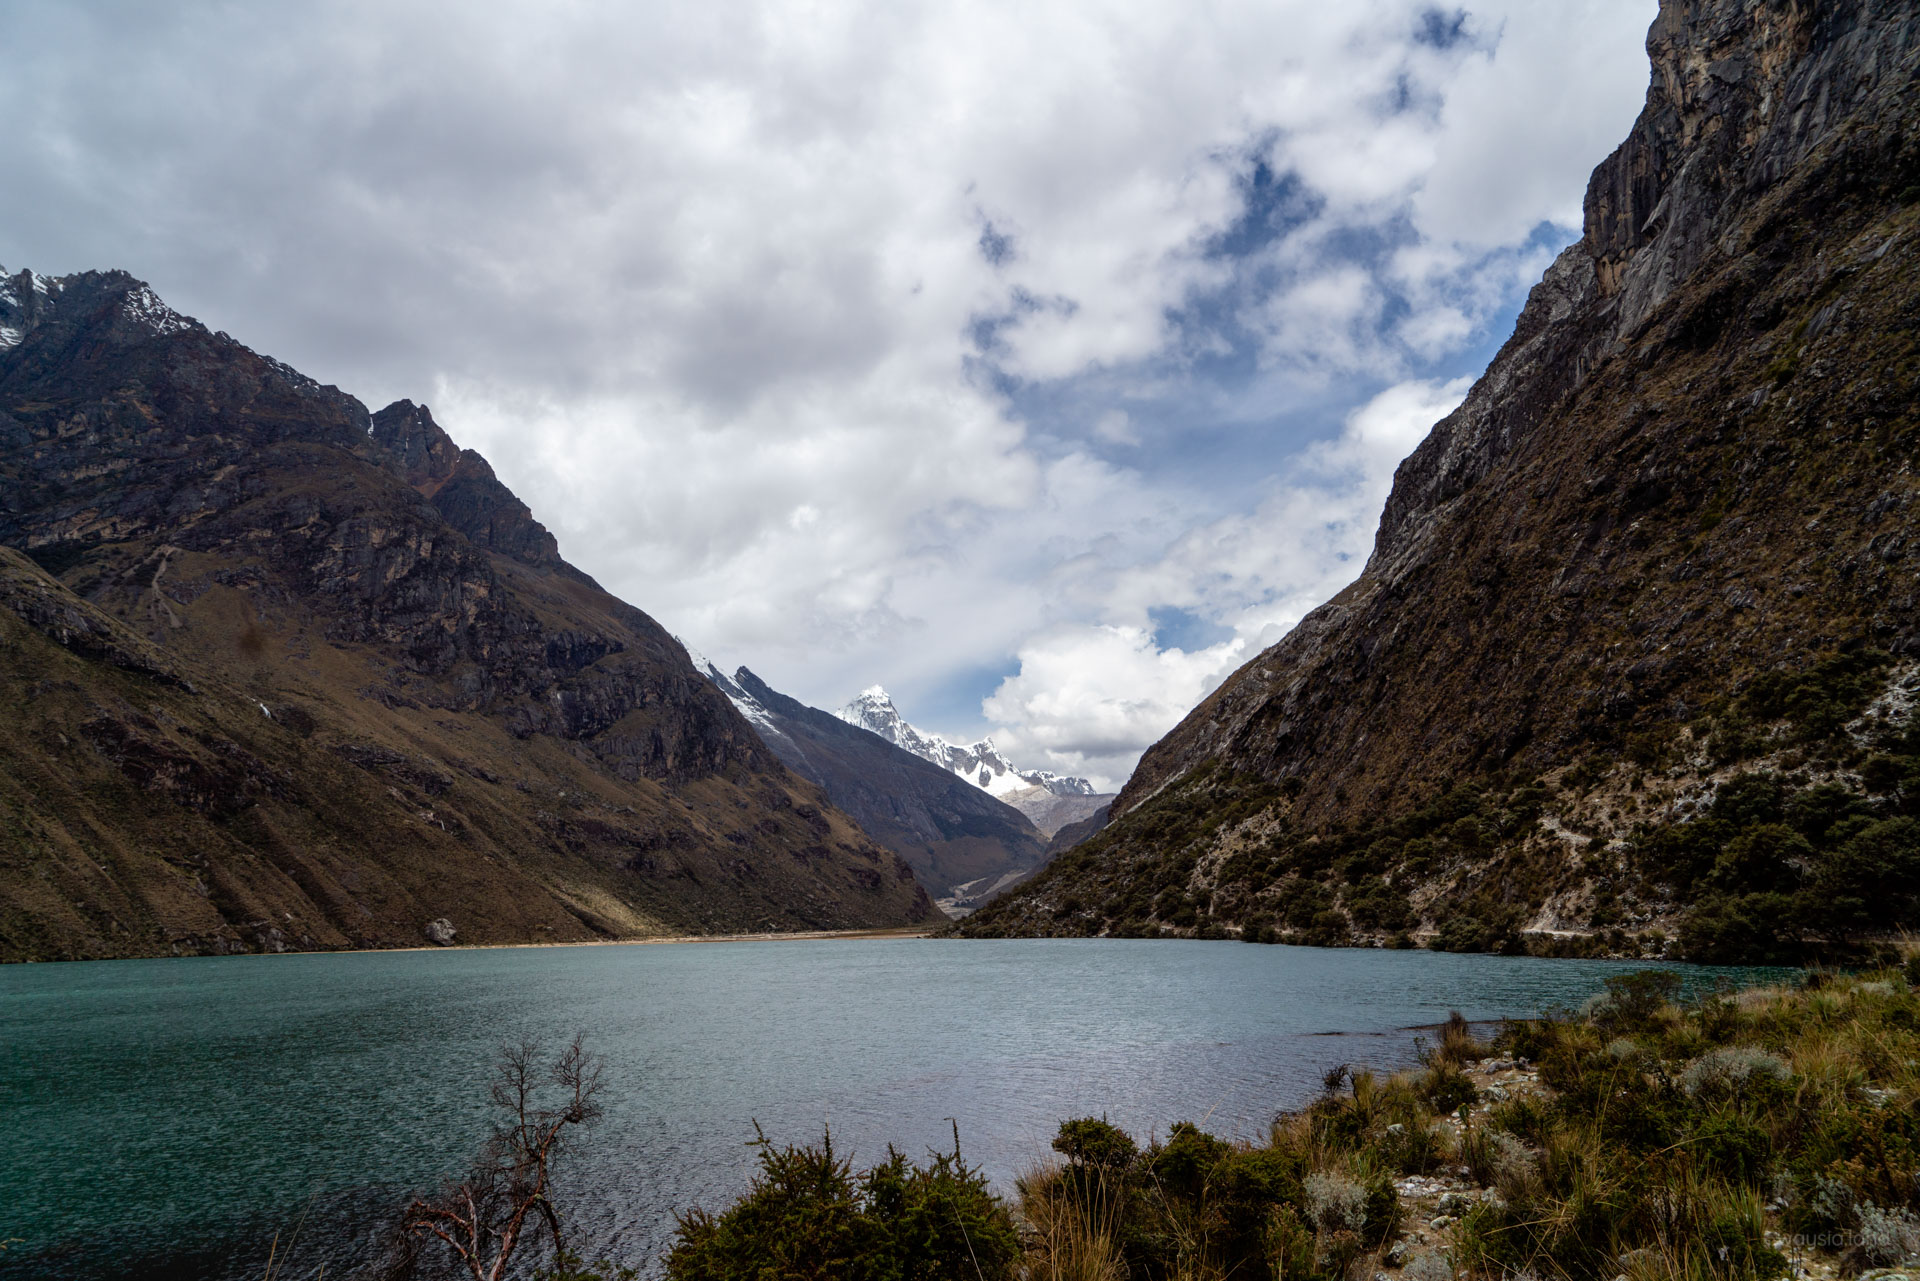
left=963, top=0, right=1920, bottom=954
left=0, top=270, right=931, bottom=960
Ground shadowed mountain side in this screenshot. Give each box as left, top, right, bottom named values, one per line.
left=961, top=0, right=1920, bottom=951
left=725, top=668, right=1049, bottom=897
left=0, top=269, right=931, bottom=960
left=1044, top=803, right=1111, bottom=857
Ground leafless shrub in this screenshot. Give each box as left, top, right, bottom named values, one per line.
left=394, top=1035, right=604, bottom=1281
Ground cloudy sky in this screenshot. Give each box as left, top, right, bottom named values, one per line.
left=0, top=0, right=1656, bottom=790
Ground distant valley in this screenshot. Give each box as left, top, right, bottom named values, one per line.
left=681, top=651, right=1113, bottom=913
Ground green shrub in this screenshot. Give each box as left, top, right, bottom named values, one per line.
left=1809, top=817, right=1920, bottom=935
left=1023, top=1115, right=1347, bottom=1281
left=1687, top=1110, right=1775, bottom=1185
left=1346, top=878, right=1413, bottom=932
left=1052, top=1116, right=1136, bottom=1170
left=1742, top=650, right=1891, bottom=740
left=664, top=1126, right=1018, bottom=1281
left=1431, top=908, right=1523, bottom=955
left=1681, top=892, right=1800, bottom=964
left=1708, top=824, right=1812, bottom=894
left=1416, top=1062, right=1478, bottom=1114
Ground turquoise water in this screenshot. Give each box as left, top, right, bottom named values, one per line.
left=0, top=939, right=1785, bottom=1278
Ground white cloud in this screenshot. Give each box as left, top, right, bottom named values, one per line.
left=1092, top=410, right=1139, bottom=447
left=986, top=624, right=1250, bottom=782
left=984, top=377, right=1470, bottom=788
left=0, top=0, right=1657, bottom=789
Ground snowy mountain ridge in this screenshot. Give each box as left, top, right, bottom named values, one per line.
left=676, top=638, right=812, bottom=765
left=835, top=685, right=1096, bottom=798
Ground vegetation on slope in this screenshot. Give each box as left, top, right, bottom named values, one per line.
left=960, top=650, right=1920, bottom=966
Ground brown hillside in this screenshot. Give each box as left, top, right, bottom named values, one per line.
left=0, top=270, right=931, bottom=961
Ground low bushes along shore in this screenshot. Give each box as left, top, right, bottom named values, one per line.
left=396, top=952, right=1920, bottom=1280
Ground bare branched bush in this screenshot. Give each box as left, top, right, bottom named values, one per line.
left=395, top=1035, right=605, bottom=1281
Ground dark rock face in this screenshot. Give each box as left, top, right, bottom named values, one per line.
left=369, top=399, right=579, bottom=577
left=727, top=667, right=1048, bottom=898
left=964, top=0, right=1920, bottom=942
left=0, top=272, right=745, bottom=785
left=0, top=273, right=931, bottom=961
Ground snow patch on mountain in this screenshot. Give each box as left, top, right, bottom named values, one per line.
left=835, top=685, right=1096, bottom=798
left=121, top=283, right=197, bottom=336
left=679, top=636, right=769, bottom=727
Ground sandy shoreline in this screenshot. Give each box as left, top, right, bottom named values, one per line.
left=334, top=923, right=941, bottom=958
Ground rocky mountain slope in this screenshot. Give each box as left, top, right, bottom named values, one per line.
left=0, top=269, right=931, bottom=961
left=681, top=649, right=1048, bottom=905
left=962, top=0, right=1920, bottom=961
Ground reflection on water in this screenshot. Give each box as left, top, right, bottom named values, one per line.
left=0, top=938, right=1786, bottom=1278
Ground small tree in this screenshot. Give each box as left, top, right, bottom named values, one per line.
left=399, top=1035, right=605, bottom=1281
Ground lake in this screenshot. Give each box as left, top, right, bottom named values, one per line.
left=0, top=938, right=1787, bottom=1279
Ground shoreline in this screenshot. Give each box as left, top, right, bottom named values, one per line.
left=1, top=923, right=941, bottom=966
left=408, top=923, right=942, bottom=953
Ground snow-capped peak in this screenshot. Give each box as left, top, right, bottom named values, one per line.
left=678, top=636, right=717, bottom=678
left=834, top=688, right=1095, bottom=798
